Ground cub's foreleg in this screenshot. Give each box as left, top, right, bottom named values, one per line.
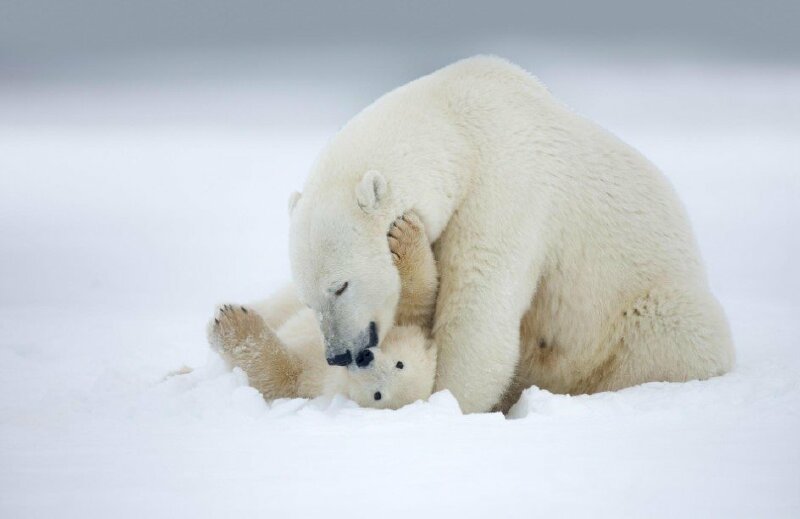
left=389, top=212, right=439, bottom=331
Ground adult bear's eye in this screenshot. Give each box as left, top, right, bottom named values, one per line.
left=396, top=361, right=404, bottom=369
left=334, top=281, right=348, bottom=296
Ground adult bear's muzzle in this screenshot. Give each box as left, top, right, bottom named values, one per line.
left=323, top=321, right=378, bottom=368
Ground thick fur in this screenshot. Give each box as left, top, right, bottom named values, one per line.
left=287, top=56, right=735, bottom=413
left=208, top=213, right=439, bottom=410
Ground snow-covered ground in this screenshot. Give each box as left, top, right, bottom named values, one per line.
left=1, top=53, right=799, bottom=517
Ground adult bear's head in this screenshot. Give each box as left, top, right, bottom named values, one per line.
left=288, top=170, right=401, bottom=368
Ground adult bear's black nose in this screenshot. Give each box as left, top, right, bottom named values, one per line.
left=355, top=348, right=374, bottom=368
left=327, top=350, right=352, bottom=366
left=367, top=321, right=378, bottom=349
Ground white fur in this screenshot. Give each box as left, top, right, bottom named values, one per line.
left=287, top=191, right=302, bottom=215
left=288, top=56, right=734, bottom=413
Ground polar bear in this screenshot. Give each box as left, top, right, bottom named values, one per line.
left=286, top=55, right=735, bottom=413
left=208, top=214, right=438, bottom=409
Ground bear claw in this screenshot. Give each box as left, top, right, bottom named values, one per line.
left=209, top=304, right=267, bottom=356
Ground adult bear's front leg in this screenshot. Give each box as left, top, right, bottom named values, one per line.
left=432, top=233, right=538, bottom=413
left=433, top=271, right=526, bottom=412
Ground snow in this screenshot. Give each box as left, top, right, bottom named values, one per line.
left=1, top=54, right=799, bottom=517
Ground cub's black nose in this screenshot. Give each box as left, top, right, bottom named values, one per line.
left=355, top=348, right=374, bottom=368
left=327, top=350, right=352, bottom=367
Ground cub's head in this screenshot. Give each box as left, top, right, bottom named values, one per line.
left=340, top=326, right=437, bottom=409
left=288, top=170, right=401, bottom=368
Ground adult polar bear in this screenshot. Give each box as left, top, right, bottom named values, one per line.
left=283, top=56, right=734, bottom=413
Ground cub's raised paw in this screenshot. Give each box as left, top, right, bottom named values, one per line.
left=388, top=212, right=429, bottom=268
left=207, top=304, right=267, bottom=358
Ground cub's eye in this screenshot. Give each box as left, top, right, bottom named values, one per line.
left=334, top=282, right=349, bottom=297
left=374, top=391, right=382, bottom=401
left=395, top=361, right=404, bottom=369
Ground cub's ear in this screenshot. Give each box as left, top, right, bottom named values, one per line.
left=355, top=170, right=387, bottom=213
left=288, top=191, right=302, bottom=215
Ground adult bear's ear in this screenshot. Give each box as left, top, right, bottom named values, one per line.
left=355, top=170, right=387, bottom=213
left=288, top=191, right=302, bottom=215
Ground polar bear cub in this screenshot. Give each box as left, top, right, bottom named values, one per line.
left=208, top=213, right=438, bottom=409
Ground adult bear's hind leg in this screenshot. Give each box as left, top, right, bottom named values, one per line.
left=589, top=284, right=734, bottom=393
